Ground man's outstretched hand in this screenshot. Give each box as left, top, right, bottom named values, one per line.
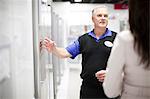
left=41, top=37, right=56, bottom=52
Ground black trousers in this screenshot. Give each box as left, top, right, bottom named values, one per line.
left=80, top=80, right=119, bottom=99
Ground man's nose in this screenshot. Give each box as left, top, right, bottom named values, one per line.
left=101, top=16, right=106, bottom=19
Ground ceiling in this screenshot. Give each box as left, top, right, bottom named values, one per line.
left=52, top=0, right=128, bottom=4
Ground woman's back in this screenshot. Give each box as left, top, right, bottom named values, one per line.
left=121, top=30, right=150, bottom=87
left=120, top=30, right=150, bottom=99
left=103, top=30, right=150, bottom=99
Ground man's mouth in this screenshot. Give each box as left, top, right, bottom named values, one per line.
left=100, top=21, right=105, bottom=24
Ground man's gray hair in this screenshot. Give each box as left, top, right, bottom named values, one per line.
left=92, top=5, right=108, bottom=15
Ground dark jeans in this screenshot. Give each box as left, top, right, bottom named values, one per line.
left=80, top=97, right=119, bottom=99
left=80, top=80, right=119, bottom=99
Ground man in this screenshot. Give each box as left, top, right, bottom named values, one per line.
left=43, top=6, right=117, bottom=99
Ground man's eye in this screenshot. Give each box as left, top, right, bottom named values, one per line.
left=104, top=15, right=108, bottom=17
left=98, top=14, right=102, bottom=17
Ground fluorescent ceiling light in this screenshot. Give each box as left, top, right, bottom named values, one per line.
left=74, top=0, right=82, bottom=2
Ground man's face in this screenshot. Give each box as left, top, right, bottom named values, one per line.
left=92, top=8, right=108, bottom=28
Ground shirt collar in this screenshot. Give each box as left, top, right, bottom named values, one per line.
left=88, top=28, right=112, bottom=40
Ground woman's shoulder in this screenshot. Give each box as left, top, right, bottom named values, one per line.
left=117, top=30, right=134, bottom=42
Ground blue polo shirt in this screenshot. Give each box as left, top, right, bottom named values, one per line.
left=66, top=28, right=112, bottom=59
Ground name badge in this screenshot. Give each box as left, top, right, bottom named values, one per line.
left=104, top=41, right=113, bottom=47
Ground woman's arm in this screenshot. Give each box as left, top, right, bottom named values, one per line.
left=103, top=34, right=125, bottom=98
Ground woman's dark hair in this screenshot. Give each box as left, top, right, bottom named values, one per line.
left=128, top=0, right=149, bottom=68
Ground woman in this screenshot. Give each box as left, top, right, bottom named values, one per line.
left=102, top=0, right=150, bottom=99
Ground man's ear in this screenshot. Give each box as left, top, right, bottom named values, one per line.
left=92, top=16, right=94, bottom=22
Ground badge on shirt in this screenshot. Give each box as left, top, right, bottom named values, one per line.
left=104, top=41, right=113, bottom=47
